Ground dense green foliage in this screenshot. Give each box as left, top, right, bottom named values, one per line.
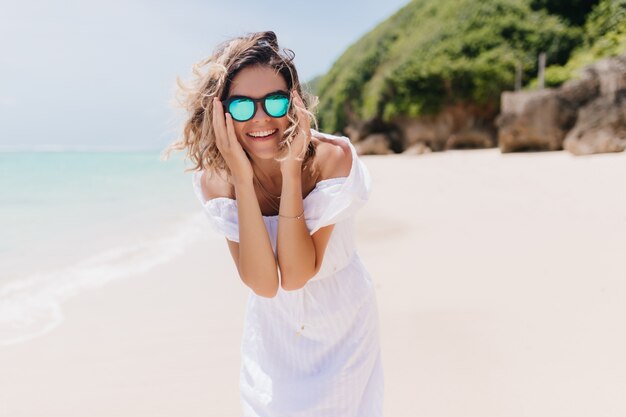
left=315, top=0, right=581, bottom=133
left=585, top=0, right=626, bottom=40
left=540, top=0, right=626, bottom=87
left=529, top=0, right=600, bottom=25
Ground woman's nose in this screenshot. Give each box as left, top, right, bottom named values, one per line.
left=251, top=102, right=270, bottom=121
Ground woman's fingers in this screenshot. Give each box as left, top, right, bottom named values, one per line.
left=211, top=97, right=252, bottom=181
left=212, top=98, right=227, bottom=150
left=225, top=112, right=239, bottom=149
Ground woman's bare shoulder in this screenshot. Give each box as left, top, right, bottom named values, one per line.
left=312, top=136, right=352, bottom=180
left=199, top=169, right=235, bottom=201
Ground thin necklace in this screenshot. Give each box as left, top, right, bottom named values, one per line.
left=258, top=187, right=280, bottom=213
left=252, top=169, right=281, bottom=199
left=252, top=170, right=281, bottom=213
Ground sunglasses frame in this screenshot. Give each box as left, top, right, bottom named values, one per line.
left=223, top=90, right=291, bottom=122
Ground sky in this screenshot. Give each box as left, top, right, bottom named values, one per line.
left=0, top=0, right=410, bottom=151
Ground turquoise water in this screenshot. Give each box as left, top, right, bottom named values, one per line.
left=0, top=151, right=206, bottom=345
left=0, top=151, right=195, bottom=269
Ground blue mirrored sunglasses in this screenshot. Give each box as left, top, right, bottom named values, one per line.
left=223, top=90, right=291, bottom=122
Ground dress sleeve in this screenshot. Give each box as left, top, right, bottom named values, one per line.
left=304, top=131, right=372, bottom=235
left=191, top=170, right=240, bottom=242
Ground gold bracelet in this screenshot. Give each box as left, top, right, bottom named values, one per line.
left=278, top=209, right=305, bottom=220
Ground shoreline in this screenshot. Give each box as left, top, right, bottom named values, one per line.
left=0, top=211, right=206, bottom=347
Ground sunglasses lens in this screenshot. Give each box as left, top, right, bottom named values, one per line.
left=228, top=99, right=255, bottom=121
left=265, top=95, right=290, bottom=118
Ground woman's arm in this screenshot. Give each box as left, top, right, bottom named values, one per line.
left=210, top=98, right=279, bottom=298
left=276, top=165, right=317, bottom=290
left=201, top=171, right=279, bottom=298
left=276, top=143, right=351, bottom=291
left=275, top=92, right=353, bottom=291
left=233, top=178, right=280, bottom=298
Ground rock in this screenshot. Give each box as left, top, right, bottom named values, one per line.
left=557, top=67, right=600, bottom=107
left=393, top=103, right=497, bottom=151
left=496, top=53, right=626, bottom=155
left=445, top=128, right=495, bottom=149
left=593, top=54, right=626, bottom=96
left=496, top=90, right=576, bottom=152
left=345, top=120, right=404, bottom=153
left=354, top=133, right=394, bottom=155
left=403, top=142, right=432, bottom=154
left=344, top=123, right=368, bottom=143
left=561, top=55, right=626, bottom=155
left=344, top=118, right=388, bottom=143
left=563, top=90, right=626, bottom=155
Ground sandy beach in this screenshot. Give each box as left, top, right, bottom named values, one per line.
left=1, top=148, right=625, bottom=417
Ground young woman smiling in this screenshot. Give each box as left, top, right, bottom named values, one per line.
left=164, top=31, right=384, bottom=417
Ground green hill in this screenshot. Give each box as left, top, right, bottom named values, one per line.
left=315, top=0, right=584, bottom=134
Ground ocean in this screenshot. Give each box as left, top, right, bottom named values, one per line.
left=0, top=150, right=207, bottom=346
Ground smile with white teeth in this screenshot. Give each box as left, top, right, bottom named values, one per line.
left=247, top=129, right=277, bottom=138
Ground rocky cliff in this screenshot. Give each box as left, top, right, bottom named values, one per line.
left=497, top=54, right=626, bottom=155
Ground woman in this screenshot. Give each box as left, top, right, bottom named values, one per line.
left=165, top=31, right=384, bottom=417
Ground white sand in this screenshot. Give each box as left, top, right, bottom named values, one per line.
left=1, top=148, right=625, bottom=417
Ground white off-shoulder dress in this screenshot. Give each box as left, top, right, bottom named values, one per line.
left=191, top=130, right=384, bottom=417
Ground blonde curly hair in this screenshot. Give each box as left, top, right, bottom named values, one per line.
left=161, top=31, right=320, bottom=178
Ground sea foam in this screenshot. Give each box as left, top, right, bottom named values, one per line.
left=0, top=212, right=207, bottom=346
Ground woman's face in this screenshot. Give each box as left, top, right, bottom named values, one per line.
left=225, top=65, right=291, bottom=160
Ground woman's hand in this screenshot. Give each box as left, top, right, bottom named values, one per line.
left=280, top=90, right=310, bottom=176
left=213, top=97, right=253, bottom=185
